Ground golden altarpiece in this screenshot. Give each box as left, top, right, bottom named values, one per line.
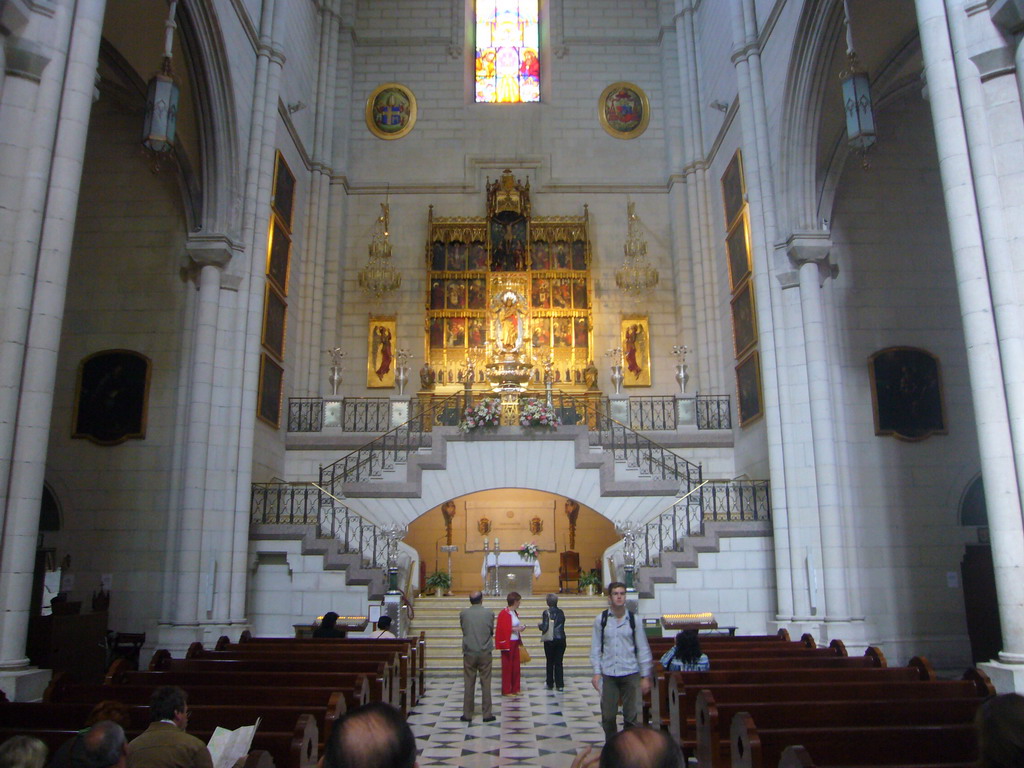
left=423, top=170, right=596, bottom=413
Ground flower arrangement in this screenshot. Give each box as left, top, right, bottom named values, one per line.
left=459, top=398, right=501, bottom=432
left=519, top=398, right=560, bottom=428
left=519, top=542, right=539, bottom=561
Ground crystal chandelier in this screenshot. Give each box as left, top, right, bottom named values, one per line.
left=358, top=202, right=402, bottom=299
left=615, top=202, right=659, bottom=295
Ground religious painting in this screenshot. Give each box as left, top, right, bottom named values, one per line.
left=430, top=242, right=446, bottom=270
left=551, top=278, right=571, bottom=308
left=271, top=152, right=295, bottom=228
left=571, top=240, right=587, bottom=270
left=552, top=317, right=573, bottom=348
left=730, top=280, right=757, bottom=358
left=428, top=318, right=444, bottom=348
left=429, top=279, right=445, bottom=309
left=553, top=242, right=571, bottom=270
left=367, top=316, right=396, bottom=387
left=365, top=83, right=417, bottom=140
left=531, top=278, right=550, bottom=308
left=467, top=318, right=487, bottom=348
left=726, top=215, right=751, bottom=292
left=469, top=242, right=488, bottom=270
left=446, top=279, right=466, bottom=309
left=599, top=82, right=651, bottom=139
left=531, top=241, right=550, bottom=270
left=736, top=350, right=763, bottom=427
left=446, top=317, right=466, bottom=348
left=448, top=242, right=467, bottom=271
left=266, top=218, right=291, bottom=294
left=490, top=214, right=528, bottom=271
left=532, top=318, right=550, bottom=348
left=72, top=350, right=151, bottom=445
left=574, top=317, right=589, bottom=349
left=262, top=284, right=287, bottom=360
left=468, top=278, right=486, bottom=309
left=721, top=149, right=746, bottom=228
left=621, top=316, right=652, bottom=387
left=572, top=278, right=588, bottom=309
left=257, top=353, right=284, bottom=428
left=869, top=347, right=946, bottom=440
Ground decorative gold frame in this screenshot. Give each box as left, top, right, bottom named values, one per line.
left=365, top=83, right=418, bottom=140
left=735, top=350, right=763, bottom=427
left=599, top=82, right=651, bottom=139
left=721, top=150, right=746, bottom=229
left=730, top=280, right=757, bottom=358
left=271, top=151, right=296, bottom=228
left=257, top=353, right=284, bottom=428
left=725, top=213, right=751, bottom=292
left=367, top=315, right=397, bottom=388
left=262, top=283, right=287, bottom=360
left=620, top=315, right=651, bottom=387
left=868, top=346, right=947, bottom=441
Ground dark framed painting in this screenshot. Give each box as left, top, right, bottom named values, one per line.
left=272, top=152, right=295, bottom=228
left=730, top=280, right=757, bottom=358
left=599, top=82, right=651, bottom=139
left=267, top=218, right=291, bottom=294
left=726, top=215, right=751, bottom=292
left=868, top=346, right=946, bottom=440
left=721, top=150, right=746, bottom=228
left=257, top=353, right=284, bottom=428
left=262, top=283, right=287, bottom=360
left=72, top=349, right=151, bottom=445
left=365, top=82, right=418, bottom=140
left=736, top=350, right=763, bottom=427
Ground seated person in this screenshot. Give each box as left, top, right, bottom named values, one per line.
left=976, top=692, right=1024, bottom=768
left=128, top=686, right=213, bottom=768
left=658, top=629, right=709, bottom=672
left=1, top=736, right=48, bottom=768
left=313, top=611, right=345, bottom=638
left=373, top=615, right=397, bottom=639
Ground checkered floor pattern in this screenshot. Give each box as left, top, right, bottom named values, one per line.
left=408, top=671, right=606, bottom=768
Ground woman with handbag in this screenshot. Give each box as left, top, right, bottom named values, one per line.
left=495, top=591, right=524, bottom=695
left=538, top=593, right=567, bottom=691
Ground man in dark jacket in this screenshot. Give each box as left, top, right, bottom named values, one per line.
left=538, top=592, right=567, bottom=691
left=127, top=686, right=212, bottom=768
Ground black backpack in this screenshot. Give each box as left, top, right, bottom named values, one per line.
left=599, top=608, right=637, bottom=655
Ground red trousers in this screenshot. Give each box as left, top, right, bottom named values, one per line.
left=501, top=640, right=521, bottom=694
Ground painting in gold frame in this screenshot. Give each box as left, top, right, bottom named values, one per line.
left=365, top=83, right=418, bottom=140
left=257, top=353, right=284, bottom=428
left=735, top=350, right=763, bottom=427
left=271, top=151, right=295, bottom=228
left=868, top=346, right=947, bottom=441
left=620, top=316, right=651, bottom=387
left=367, top=315, right=397, bottom=388
left=267, top=217, right=291, bottom=294
left=730, top=280, right=757, bottom=358
left=725, top=214, right=751, bottom=292
left=262, top=283, right=287, bottom=360
left=598, top=82, right=651, bottom=140
left=72, top=349, right=151, bottom=445
left=721, top=149, right=746, bottom=228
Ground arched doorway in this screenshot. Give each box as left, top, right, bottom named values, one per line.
left=959, top=475, right=1002, bottom=663
left=405, top=488, right=618, bottom=594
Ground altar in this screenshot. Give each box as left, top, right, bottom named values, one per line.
left=481, top=552, right=542, bottom=596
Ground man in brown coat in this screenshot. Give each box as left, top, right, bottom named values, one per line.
left=127, top=686, right=213, bottom=768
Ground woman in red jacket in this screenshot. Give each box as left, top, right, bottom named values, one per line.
left=495, top=591, right=523, bottom=695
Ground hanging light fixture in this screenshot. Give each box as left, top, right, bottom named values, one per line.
left=142, top=0, right=180, bottom=158
left=615, top=202, right=659, bottom=295
left=839, top=0, right=875, bottom=159
left=358, top=201, right=402, bottom=299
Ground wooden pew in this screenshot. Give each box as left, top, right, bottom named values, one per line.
left=697, top=674, right=991, bottom=768
left=729, top=712, right=978, bottom=768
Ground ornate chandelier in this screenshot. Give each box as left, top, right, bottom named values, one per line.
left=358, top=202, right=402, bottom=299
left=615, top=202, right=659, bottom=295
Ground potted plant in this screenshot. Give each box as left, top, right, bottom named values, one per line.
left=425, top=571, right=452, bottom=597
left=579, top=571, right=602, bottom=596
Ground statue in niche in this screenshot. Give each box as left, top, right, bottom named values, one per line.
left=493, top=290, right=526, bottom=355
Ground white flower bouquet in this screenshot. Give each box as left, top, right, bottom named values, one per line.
left=519, top=541, right=539, bottom=561
left=459, top=398, right=502, bottom=432
left=519, top=398, right=560, bottom=428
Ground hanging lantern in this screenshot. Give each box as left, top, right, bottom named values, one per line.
left=840, top=52, right=875, bottom=151
left=142, top=1, right=180, bottom=157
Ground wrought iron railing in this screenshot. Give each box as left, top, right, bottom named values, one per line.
left=249, top=482, right=389, bottom=568
left=696, top=394, right=731, bottom=430
left=636, top=479, right=771, bottom=566
left=629, top=396, right=677, bottom=430
left=288, top=398, right=323, bottom=432
left=340, top=398, right=391, bottom=432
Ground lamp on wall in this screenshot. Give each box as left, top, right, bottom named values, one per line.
left=614, top=202, right=659, bottom=295
left=142, top=0, right=180, bottom=160
left=839, top=0, right=875, bottom=162
left=358, top=201, right=403, bottom=299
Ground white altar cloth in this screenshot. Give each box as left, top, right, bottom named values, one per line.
left=481, top=551, right=542, bottom=579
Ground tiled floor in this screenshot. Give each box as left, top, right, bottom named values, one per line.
left=408, top=671, right=606, bottom=768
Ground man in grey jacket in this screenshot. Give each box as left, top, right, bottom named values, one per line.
left=459, top=590, right=496, bottom=723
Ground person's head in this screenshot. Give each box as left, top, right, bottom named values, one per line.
left=546, top=593, right=558, bottom=608
left=607, top=582, right=627, bottom=609
left=673, top=629, right=702, bottom=663
left=85, top=700, right=131, bottom=727
left=324, top=702, right=417, bottom=768
left=79, top=721, right=127, bottom=768
left=977, top=693, right=1024, bottom=768
left=507, top=591, right=521, bottom=608
left=469, top=591, right=483, bottom=605
left=377, top=616, right=392, bottom=632
left=149, top=685, right=188, bottom=728
left=0, top=736, right=48, bottom=768
left=321, top=611, right=340, bottom=629
left=599, top=726, right=684, bottom=768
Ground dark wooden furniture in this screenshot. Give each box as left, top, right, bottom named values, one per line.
left=558, top=550, right=581, bottom=592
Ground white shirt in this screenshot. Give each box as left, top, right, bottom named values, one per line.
left=589, top=609, right=653, bottom=678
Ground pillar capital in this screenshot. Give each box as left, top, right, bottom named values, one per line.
left=4, top=35, right=49, bottom=81
left=0, top=0, right=31, bottom=38
left=186, top=233, right=241, bottom=269
left=783, top=230, right=832, bottom=266
left=987, top=0, right=1024, bottom=33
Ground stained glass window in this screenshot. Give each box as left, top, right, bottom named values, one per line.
left=475, top=0, right=539, bottom=104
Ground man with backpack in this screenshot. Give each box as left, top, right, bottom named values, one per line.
left=589, top=582, right=653, bottom=741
